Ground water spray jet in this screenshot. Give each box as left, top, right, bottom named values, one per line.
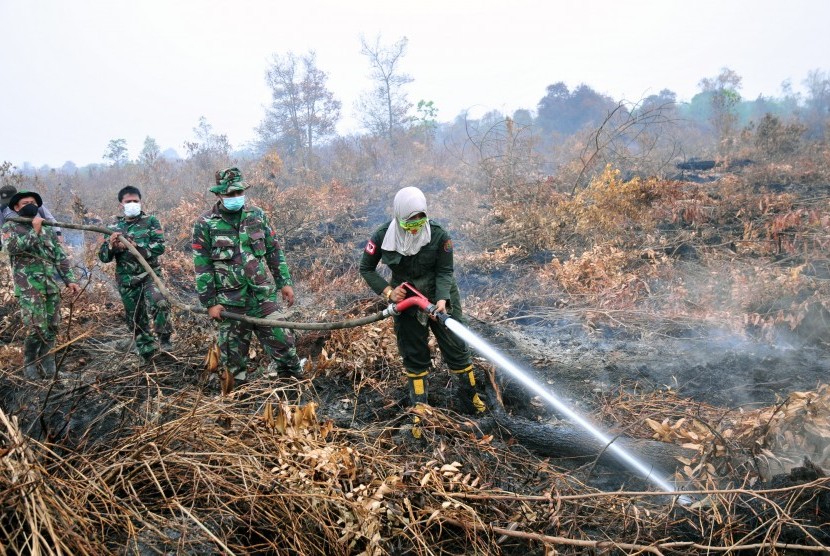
left=6, top=217, right=691, bottom=504
left=390, top=283, right=691, bottom=504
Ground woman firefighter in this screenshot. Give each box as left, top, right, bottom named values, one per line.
left=359, top=186, right=486, bottom=436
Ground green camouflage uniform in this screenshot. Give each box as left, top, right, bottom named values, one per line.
left=98, top=212, right=172, bottom=357
left=360, top=221, right=486, bottom=415
left=1, top=217, right=77, bottom=376
left=192, top=201, right=300, bottom=382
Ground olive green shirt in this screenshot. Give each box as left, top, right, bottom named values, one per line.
left=360, top=221, right=459, bottom=305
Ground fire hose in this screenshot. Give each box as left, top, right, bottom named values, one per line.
left=7, top=217, right=437, bottom=330
left=8, top=217, right=691, bottom=499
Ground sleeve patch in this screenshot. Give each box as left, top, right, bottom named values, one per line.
left=365, top=240, right=376, bottom=255
left=443, top=239, right=453, bottom=252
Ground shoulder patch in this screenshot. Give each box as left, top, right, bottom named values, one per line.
left=443, top=239, right=453, bottom=252
left=365, top=239, right=377, bottom=255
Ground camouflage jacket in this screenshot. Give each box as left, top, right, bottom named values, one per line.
left=191, top=202, right=292, bottom=308
left=1, top=218, right=77, bottom=297
left=98, top=212, right=165, bottom=288
left=359, top=221, right=459, bottom=305
left=0, top=205, right=61, bottom=250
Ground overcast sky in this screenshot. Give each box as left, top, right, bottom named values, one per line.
left=1, top=0, right=827, bottom=168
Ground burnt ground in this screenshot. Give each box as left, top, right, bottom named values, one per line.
left=2, top=264, right=830, bottom=553
left=501, top=320, right=830, bottom=410
left=3, top=273, right=828, bottom=468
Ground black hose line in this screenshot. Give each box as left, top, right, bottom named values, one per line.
left=8, top=217, right=391, bottom=330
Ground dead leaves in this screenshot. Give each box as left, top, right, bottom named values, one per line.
left=546, top=244, right=664, bottom=309
left=645, top=416, right=711, bottom=450
left=612, top=384, right=830, bottom=476
left=202, top=342, right=234, bottom=395
left=754, top=384, right=830, bottom=466
left=418, top=460, right=482, bottom=492
left=203, top=342, right=220, bottom=375
left=319, top=320, right=400, bottom=378
left=260, top=401, right=323, bottom=437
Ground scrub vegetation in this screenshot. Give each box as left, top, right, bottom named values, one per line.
left=2, top=48, right=830, bottom=554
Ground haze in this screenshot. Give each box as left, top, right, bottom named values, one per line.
left=1, top=0, right=827, bottom=168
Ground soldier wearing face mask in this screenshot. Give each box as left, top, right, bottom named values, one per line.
left=98, top=186, right=173, bottom=362
left=191, top=167, right=303, bottom=389
left=0, top=185, right=63, bottom=251
left=1, top=191, right=80, bottom=380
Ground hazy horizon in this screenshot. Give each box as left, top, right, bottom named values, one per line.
left=1, top=0, right=828, bottom=168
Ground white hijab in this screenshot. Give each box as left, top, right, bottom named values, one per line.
left=381, top=187, right=432, bottom=256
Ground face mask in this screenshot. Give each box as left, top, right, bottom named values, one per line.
left=399, top=216, right=428, bottom=233
left=123, top=202, right=141, bottom=218
left=222, top=196, right=245, bottom=212
left=18, top=204, right=39, bottom=218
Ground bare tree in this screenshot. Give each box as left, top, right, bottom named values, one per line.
left=356, top=35, right=413, bottom=143
left=184, top=117, right=231, bottom=171
left=569, top=97, right=681, bottom=193
left=803, top=69, right=830, bottom=140
left=257, top=51, right=341, bottom=169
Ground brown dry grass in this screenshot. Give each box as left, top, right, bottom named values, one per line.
left=2, top=168, right=830, bottom=553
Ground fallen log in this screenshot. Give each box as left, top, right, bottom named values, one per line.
left=489, top=406, right=696, bottom=475
left=675, top=159, right=717, bottom=171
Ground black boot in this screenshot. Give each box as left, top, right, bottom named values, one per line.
left=40, top=341, right=58, bottom=378
left=159, top=334, right=173, bottom=351
left=23, top=337, right=44, bottom=380
left=140, top=350, right=158, bottom=365
left=450, top=365, right=487, bottom=414
left=405, top=370, right=429, bottom=438
left=266, top=358, right=305, bottom=379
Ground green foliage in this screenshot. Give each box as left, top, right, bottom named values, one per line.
left=103, top=138, right=129, bottom=166
left=414, top=100, right=438, bottom=142
left=535, top=82, right=618, bottom=137
left=697, top=68, right=743, bottom=152
left=753, top=114, right=806, bottom=160
left=138, top=136, right=161, bottom=167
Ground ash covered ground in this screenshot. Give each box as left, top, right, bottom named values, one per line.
left=3, top=168, right=830, bottom=553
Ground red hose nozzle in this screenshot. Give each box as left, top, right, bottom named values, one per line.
left=387, top=283, right=436, bottom=315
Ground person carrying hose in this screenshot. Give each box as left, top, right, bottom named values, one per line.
left=0, top=185, right=64, bottom=250
left=192, top=167, right=303, bottom=389
left=1, top=190, right=80, bottom=379
left=98, top=186, right=173, bottom=363
left=360, top=186, right=486, bottom=437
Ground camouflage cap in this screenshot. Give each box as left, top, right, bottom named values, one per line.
left=210, top=167, right=249, bottom=194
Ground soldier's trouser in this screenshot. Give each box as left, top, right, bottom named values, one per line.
left=394, top=309, right=485, bottom=414
left=393, top=309, right=472, bottom=373
left=119, top=281, right=172, bottom=356
left=217, top=301, right=300, bottom=381
left=19, top=291, right=61, bottom=345
left=19, top=291, right=61, bottom=380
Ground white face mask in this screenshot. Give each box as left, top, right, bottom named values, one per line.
left=123, top=202, right=141, bottom=217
